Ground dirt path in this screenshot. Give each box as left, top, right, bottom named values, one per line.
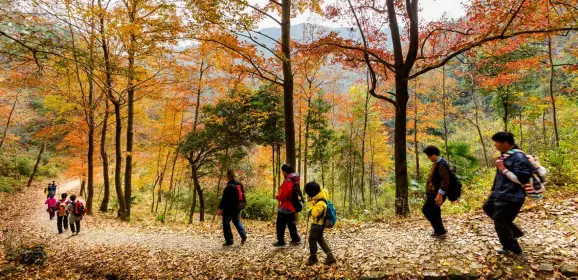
left=4, top=182, right=578, bottom=279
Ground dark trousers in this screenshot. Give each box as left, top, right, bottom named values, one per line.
left=308, top=224, right=332, bottom=257
left=483, top=196, right=524, bottom=252
left=70, top=221, right=81, bottom=233
left=422, top=194, right=447, bottom=234
left=223, top=213, right=247, bottom=244
left=57, top=215, right=68, bottom=233
left=276, top=212, right=301, bottom=244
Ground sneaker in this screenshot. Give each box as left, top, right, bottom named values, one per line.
left=306, top=256, right=318, bottom=266
left=273, top=241, right=286, bottom=247
left=496, top=248, right=511, bottom=255
left=241, top=236, right=247, bottom=246
left=289, top=240, right=302, bottom=246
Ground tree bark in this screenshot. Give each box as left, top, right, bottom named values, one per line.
left=123, top=0, right=137, bottom=219
left=27, top=142, right=45, bottom=187
left=281, top=0, right=296, bottom=169
left=189, top=179, right=197, bottom=224
left=191, top=166, right=204, bottom=222
left=394, top=79, right=410, bottom=216
left=547, top=35, right=560, bottom=147
left=360, top=87, right=370, bottom=204
left=0, top=94, right=18, bottom=154
left=99, top=99, right=111, bottom=212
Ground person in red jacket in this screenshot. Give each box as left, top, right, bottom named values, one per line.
left=273, top=164, right=302, bottom=247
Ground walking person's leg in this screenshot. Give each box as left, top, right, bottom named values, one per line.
left=287, top=212, right=301, bottom=243
left=232, top=213, right=247, bottom=242
left=317, top=226, right=336, bottom=264
left=275, top=212, right=287, bottom=245
left=222, top=215, right=234, bottom=245
left=70, top=221, right=76, bottom=234
left=307, top=224, right=321, bottom=265
left=64, top=215, right=69, bottom=230
left=76, top=221, right=81, bottom=234
left=57, top=216, right=63, bottom=233
left=423, top=195, right=445, bottom=234
left=493, top=200, right=523, bottom=253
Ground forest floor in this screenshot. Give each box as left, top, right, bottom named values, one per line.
left=1, top=180, right=578, bottom=279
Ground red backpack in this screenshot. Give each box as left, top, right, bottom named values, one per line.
left=236, top=185, right=246, bottom=210
left=73, top=201, right=86, bottom=216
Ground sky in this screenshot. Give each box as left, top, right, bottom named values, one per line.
left=252, top=0, right=469, bottom=29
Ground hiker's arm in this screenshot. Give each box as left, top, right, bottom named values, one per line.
left=276, top=181, right=291, bottom=201
left=310, top=201, right=325, bottom=219
left=510, top=154, right=532, bottom=185
left=438, top=164, right=451, bottom=195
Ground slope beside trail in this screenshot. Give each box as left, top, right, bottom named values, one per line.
left=2, top=180, right=578, bottom=279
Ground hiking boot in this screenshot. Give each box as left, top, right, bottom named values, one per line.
left=497, top=248, right=522, bottom=255
left=513, top=228, right=524, bottom=238
left=289, top=240, right=302, bottom=246
left=273, top=241, right=286, bottom=247
left=306, top=256, right=318, bottom=266
left=223, top=242, right=233, bottom=247
left=241, top=236, right=247, bottom=246
left=323, top=254, right=337, bottom=265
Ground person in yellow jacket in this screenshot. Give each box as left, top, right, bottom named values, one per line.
left=304, top=181, right=336, bottom=266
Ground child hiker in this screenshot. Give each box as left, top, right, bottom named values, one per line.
left=45, top=194, right=57, bottom=220
left=66, top=195, right=86, bottom=235
left=304, top=181, right=336, bottom=266
left=55, top=193, right=69, bottom=234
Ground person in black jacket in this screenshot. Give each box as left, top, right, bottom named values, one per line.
left=218, top=170, right=248, bottom=246
left=422, top=145, right=451, bottom=238
left=483, top=132, right=532, bottom=255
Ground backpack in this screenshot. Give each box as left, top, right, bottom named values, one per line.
left=505, top=150, right=548, bottom=199
left=316, top=198, right=337, bottom=228
left=236, top=185, right=246, bottom=210
left=57, top=201, right=67, bottom=217
left=289, top=177, right=304, bottom=213
left=436, top=160, right=462, bottom=202
left=73, top=201, right=86, bottom=217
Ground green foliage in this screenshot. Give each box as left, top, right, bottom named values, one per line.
left=446, top=141, right=479, bottom=181
left=8, top=244, right=47, bottom=265
left=242, top=189, right=276, bottom=220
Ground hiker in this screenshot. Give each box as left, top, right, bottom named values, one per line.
left=47, top=182, right=56, bottom=198
left=218, top=170, right=248, bottom=246
left=422, top=145, right=451, bottom=238
left=304, top=181, right=336, bottom=266
left=483, top=132, right=533, bottom=255
left=55, top=193, right=69, bottom=234
left=67, top=195, right=85, bottom=235
left=45, top=194, right=57, bottom=220
left=273, top=164, right=302, bottom=247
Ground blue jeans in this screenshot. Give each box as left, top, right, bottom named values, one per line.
left=223, top=213, right=247, bottom=244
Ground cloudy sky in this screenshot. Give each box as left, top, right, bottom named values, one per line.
left=252, top=0, right=469, bottom=29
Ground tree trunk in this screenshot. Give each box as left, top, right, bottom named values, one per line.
left=124, top=0, right=137, bottom=219
left=547, top=35, right=560, bottom=147
left=470, top=77, right=489, bottom=168
left=191, top=166, right=204, bottom=222
left=155, top=152, right=170, bottom=213
left=100, top=99, right=111, bottom=212
left=281, top=0, right=296, bottom=169
left=304, top=98, right=311, bottom=184
left=442, top=66, right=449, bottom=161
left=27, top=142, right=45, bottom=187
left=360, top=88, right=370, bottom=204
left=413, top=84, right=420, bottom=180
left=394, top=78, right=410, bottom=216
left=80, top=178, right=87, bottom=198
left=189, top=179, right=196, bottom=224
left=0, top=94, right=18, bottom=154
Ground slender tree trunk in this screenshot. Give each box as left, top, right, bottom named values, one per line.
left=100, top=99, right=111, bottom=212
left=470, top=77, right=489, bottom=168
left=189, top=179, right=197, bottom=224
left=413, top=85, right=420, bottom=180
left=156, top=152, right=170, bottom=213
left=124, top=0, right=137, bottom=219
left=0, top=94, right=18, bottom=154
left=547, top=35, right=560, bottom=147
left=360, top=88, right=370, bottom=204
left=370, top=139, right=375, bottom=208
left=304, top=98, right=311, bottom=184
left=394, top=78, right=410, bottom=216
left=27, top=142, right=45, bottom=187
left=211, top=148, right=227, bottom=222
left=113, top=102, right=126, bottom=218
left=98, top=0, right=125, bottom=217
left=542, top=111, right=547, bottom=144
left=281, top=0, right=296, bottom=168
left=191, top=166, right=204, bottom=222
left=442, top=66, right=449, bottom=161
left=164, top=146, right=182, bottom=222
left=348, top=124, right=354, bottom=214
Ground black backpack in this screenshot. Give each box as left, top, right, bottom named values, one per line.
left=289, top=178, right=304, bottom=212
left=438, top=161, right=462, bottom=202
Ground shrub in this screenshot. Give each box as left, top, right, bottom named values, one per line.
left=8, top=244, right=47, bottom=265
left=242, top=189, right=276, bottom=220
